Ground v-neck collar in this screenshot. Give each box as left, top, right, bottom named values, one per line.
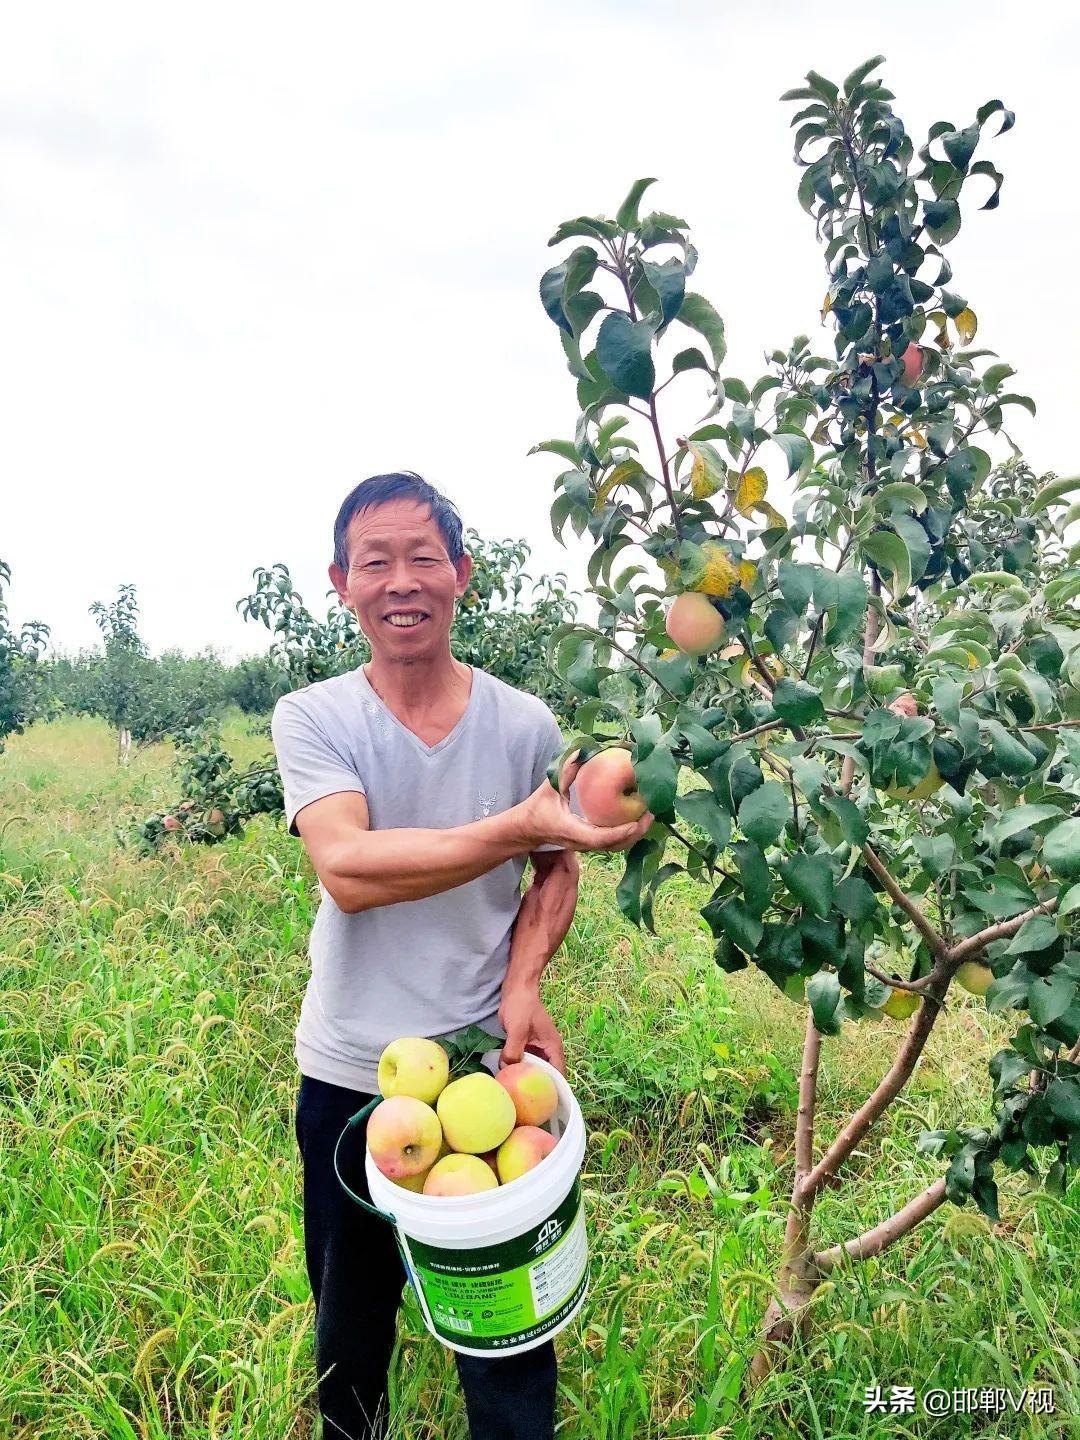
left=355, top=663, right=481, bottom=757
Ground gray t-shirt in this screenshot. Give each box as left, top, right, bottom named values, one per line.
left=270, top=664, right=568, bottom=1092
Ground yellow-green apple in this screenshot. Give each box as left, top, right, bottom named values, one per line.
left=900, top=343, right=924, bottom=387
left=392, top=1169, right=430, bottom=1192
left=367, top=1095, right=443, bottom=1179
left=496, top=1126, right=558, bottom=1184
left=881, top=987, right=919, bottom=1021
left=955, top=961, right=993, bottom=997
left=573, top=748, right=647, bottom=828
left=378, top=1037, right=450, bottom=1104
left=665, top=592, right=726, bottom=657
left=436, top=1071, right=517, bottom=1154
left=423, top=1152, right=500, bottom=1196
left=496, top=1061, right=558, bottom=1127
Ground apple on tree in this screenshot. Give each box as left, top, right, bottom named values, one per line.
left=955, top=961, right=994, bottom=997
left=665, top=591, right=726, bottom=656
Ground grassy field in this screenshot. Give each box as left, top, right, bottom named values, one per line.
left=2, top=712, right=1078, bottom=1440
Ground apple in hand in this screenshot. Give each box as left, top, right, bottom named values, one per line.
left=573, top=748, right=647, bottom=828
left=437, top=1071, right=517, bottom=1154
left=378, top=1037, right=450, bottom=1104
left=665, top=592, right=726, bottom=657
left=497, top=1061, right=559, bottom=1127
left=955, top=961, right=993, bottom=997
left=424, top=1153, right=500, bottom=1196
left=367, top=1095, right=443, bottom=1180
left=496, top=1126, right=558, bottom=1185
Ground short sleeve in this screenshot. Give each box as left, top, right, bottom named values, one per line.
left=271, top=695, right=366, bottom=837
left=530, top=707, right=583, bottom=852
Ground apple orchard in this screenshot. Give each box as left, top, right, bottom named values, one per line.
left=535, top=58, right=1079, bottom=1374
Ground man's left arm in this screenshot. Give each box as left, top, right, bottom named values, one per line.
left=498, top=847, right=580, bottom=1076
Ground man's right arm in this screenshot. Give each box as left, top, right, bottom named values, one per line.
left=295, top=749, right=653, bottom=914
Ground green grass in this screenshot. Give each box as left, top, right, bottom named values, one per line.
left=2, top=713, right=1077, bottom=1439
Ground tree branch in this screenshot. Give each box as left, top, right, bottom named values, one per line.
left=797, top=985, right=945, bottom=1203
left=861, top=842, right=949, bottom=962
left=946, top=897, right=1059, bottom=967
left=813, top=1178, right=948, bottom=1274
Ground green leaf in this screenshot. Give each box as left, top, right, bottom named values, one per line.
left=1028, top=973, right=1075, bottom=1028
left=633, top=742, right=678, bottom=816
left=834, top=875, right=878, bottom=923
left=913, top=833, right=955, bottom=879
left=676, top=293, right=727, bottom=369
left=738, top=781, right=789, bottom=847
left=641, top=258, right=686, bottom=329
left=942, top=124, right=979, bottom=171
left=983, top=719, right=1038, bottom=779
left=1042, top=818, right=1080, bottom=881
left=823, top=794, right=869, bottom=846
left=807, top=970, right=843, bottom=1036
left=843, top=55, right=885, bottom=94
left=1059, top=883, right=1080, bottom=918
left=773, top=431, right=811, bottom=478
left=1031, top=475, right=1080, bottom=512
left=616, top=177, right=657, bottom=231
left=616, top=838, right=652, bottom=925
left=992, top=805, right=1069, bottom=848
left=781, top=853, right=834, bottom=918
left=595, top=312, right=656, bottom=400
left=671, top=347, right=710, bottom=375
left=778, top=561, right=816, bottom=614
left=924, top=199, right=961, bottom=243
left=772, top=678, right=825, bottom=727
left=674, top=790, right=731, bottom=850
left=862, top=529, right=912, bottom=597
left=708, top=898, right=763, bottom=953
left=530, top=439, right=582, bottom=465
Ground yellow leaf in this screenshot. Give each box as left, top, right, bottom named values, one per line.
left=694, top=540, right=740, bottom=597
left=821, top=291, right=833, bottom=321
left=908, top=428, right=927, bottom=450
left=594, top=460, right=643, bottom=510
left=688, top=442, right=725, bottom=500
left=756, top=501, right=789, bottom=530
left=735, top=466, right=767, bottom=517
left=738, top=559, right=757, bottom=590
left=955, top=308, right=977, bottom=345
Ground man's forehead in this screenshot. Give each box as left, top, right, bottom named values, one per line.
left=348, top=502, right=443, bottom=546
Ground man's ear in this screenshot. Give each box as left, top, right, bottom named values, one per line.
left=454, top=552, right=473, bottom=595
left=328, top=563, right=349, bottom=607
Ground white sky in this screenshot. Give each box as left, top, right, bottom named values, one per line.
left=3, top=0, right=1077, bottom=659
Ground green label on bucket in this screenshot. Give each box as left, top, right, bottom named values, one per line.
left=405, top=1180, right=587, bottom=1350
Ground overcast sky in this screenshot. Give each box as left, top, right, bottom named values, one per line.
left=3, top=1, right=1077, bottom=659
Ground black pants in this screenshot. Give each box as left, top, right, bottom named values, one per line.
left=295, top=1073, right=558, bottom=1440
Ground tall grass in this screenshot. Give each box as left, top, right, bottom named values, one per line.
left=2, top=714, right=1077, bottom=1438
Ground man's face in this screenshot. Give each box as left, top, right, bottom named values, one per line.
left=329, top=497, right=472, bottom=661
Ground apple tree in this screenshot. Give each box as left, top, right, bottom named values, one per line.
left=0, top=559, right=50, bottom=753
left=535, top=57, right=1080, bottom=1382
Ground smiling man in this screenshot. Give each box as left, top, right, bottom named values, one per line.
left=270, top=471, right=652, bottom=1440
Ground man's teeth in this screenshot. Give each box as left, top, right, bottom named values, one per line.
left=386, top=614, right=425, bottom=627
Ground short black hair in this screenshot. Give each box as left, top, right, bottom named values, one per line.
left=332, top=471, right=465, bottom=571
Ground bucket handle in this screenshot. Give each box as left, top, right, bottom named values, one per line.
left=333, top=1096, right=398, bottom=1226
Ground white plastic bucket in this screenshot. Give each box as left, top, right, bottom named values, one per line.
left=336, top=1050, right=588, bottom=1357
